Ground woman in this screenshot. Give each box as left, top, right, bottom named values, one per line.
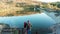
left=24, top=22, right=28, bottom=34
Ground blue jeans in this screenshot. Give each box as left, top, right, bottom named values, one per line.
left=27, top=29, right=31, bottom=34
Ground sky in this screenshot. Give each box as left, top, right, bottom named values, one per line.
left=33, top=0, right=60, bottom=2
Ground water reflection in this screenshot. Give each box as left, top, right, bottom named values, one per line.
left=44, top=9, right=60, bottom=23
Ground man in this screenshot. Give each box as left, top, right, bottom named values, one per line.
left=27, top=20, right=32, bottom=34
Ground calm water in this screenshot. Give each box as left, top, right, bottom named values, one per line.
left=0, top=13, right=55, bottom=29
left=45, top=12, right=60, bottom=23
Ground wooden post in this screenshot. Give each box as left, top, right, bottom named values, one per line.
left=22, top=28, right=24, bottom=34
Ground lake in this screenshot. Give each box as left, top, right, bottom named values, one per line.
left=0, top=13, right=56, bottom=29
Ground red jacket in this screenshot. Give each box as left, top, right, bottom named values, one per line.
left=24, top=22, right=27, bottom=28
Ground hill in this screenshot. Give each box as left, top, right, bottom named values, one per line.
left=0, top=0, right=60, bottom=16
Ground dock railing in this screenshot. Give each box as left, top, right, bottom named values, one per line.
left=1, top=28, right=24, bottom=34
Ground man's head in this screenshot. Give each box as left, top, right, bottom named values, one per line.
left=27, top=20, right=29, bottom=23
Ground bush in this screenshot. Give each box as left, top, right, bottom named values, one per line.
left=50, top=3, right=56, bottom=6
left=24, top=5, right=40, bottom=12
left=7, top=14, right=14, bottom=16
left=16, top=11, right=26, bottom=14
left=16, top=11, right=21, bottom=14
left=57, top=4, right=60, bottom=8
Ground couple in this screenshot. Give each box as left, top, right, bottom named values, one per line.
left=24, top=20, right=32, bottom=34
